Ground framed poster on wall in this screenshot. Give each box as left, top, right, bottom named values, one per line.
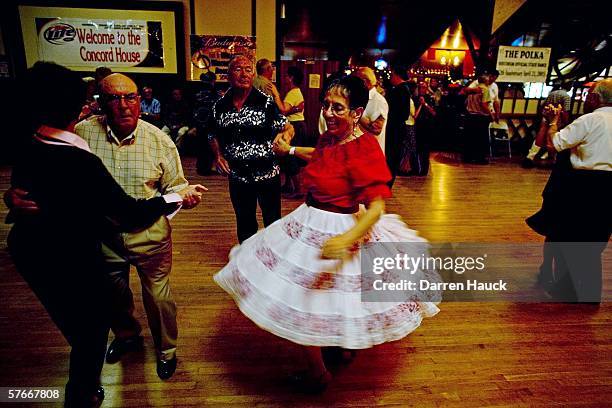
left=18, top=5, right=180, bottom=74
left=190, top=35, right=256, bottom=81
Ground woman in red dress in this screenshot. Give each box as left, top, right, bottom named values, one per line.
left=214, top=75, right=439, bottom=392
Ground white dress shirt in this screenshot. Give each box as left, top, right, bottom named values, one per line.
left=363, top=88, right=389, bottom=153
left=489, top=82, right=499, bottom=103
left=552, top=106, right=612, bottom=171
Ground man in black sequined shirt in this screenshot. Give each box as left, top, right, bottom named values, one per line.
left=209, top=55, right=294, bottom=242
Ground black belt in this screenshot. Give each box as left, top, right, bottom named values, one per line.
left=306, top=193, right=358, bottom=214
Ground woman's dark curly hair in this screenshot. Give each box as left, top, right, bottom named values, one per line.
left=321, top=75, right=369, bottom=111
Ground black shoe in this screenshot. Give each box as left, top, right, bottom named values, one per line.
left=287, top=370, right=332, bottom=394
left=521, top=158, right=535, bottom=169
left=544, top=284, right=578, bottom=303
left=157, top=356, right=177, bottom=380
left=322, top=347, right=356, bottom=366
left=105, top=336, right=144, bottom=364
left=64, top=385, right=104, bottom=408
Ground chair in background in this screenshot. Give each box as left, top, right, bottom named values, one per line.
left=489, top=120, right=511, bottom=158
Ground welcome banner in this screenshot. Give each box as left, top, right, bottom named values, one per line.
left=19, top=6, right=178, bottom=74
left=36, top=18, right=161, bottom=68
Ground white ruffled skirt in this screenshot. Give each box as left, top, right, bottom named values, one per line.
left=214, top=204, right=440, bottom=349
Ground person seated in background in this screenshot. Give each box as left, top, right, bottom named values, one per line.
left=161, top=87, right=195, bottom=150
left=140, top=86, right=162, bottom=127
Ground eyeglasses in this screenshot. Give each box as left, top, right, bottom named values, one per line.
left=321, top=101, right=349, bottom=116
left=230, top=66, right=254, bottom=74
left=103, top=93, right=140, bottom=105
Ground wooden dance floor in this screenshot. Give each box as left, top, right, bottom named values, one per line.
left=1, top=154, right=610, bottom=407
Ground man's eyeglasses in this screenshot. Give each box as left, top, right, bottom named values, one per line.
left=103, top=93, right=140, bottom=105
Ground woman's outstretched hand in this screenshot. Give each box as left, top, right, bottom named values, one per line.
left=273, top=138, right=291, bottom=156
left=321, top=234, right=354, bottom=260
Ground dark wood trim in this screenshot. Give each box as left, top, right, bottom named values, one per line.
left=251, top=0, right=256, bottom=38
left=275, top=0, right=282, bottom=83
left=189, top=0, right=196, bottom=35
left=461, top=19, right=478, bottom=74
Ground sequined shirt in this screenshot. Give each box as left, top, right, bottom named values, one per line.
left=209, top=87, right=287, bottom=183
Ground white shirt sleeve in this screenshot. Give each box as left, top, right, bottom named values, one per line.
left=490, top=83, right=500, bottom=102
left=162, top=192, right=182, bottom=220
left=367, top=95, right=389, bottom=121
left=552, top=114, right=590, bottom=152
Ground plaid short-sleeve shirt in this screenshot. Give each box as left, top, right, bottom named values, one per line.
left=74, top=116, right=188, bottom=199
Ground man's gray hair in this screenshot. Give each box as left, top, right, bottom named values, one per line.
left=255, top=58, right=271, bottom=75
left=592, top=79, right=612, bottom=104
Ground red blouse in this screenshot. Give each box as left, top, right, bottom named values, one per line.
left=302, top=132, right=392, bottom=208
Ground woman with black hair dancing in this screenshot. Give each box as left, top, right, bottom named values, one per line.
left=214, top=75, right=439, bottom=392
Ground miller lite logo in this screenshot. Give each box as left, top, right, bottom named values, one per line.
left=43, top=23, right=76, bottom=45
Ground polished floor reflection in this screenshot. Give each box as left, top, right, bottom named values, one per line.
left=0, top=155, right=609, bottom=407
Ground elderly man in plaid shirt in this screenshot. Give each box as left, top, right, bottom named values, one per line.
left=4, top=73, right=200, bottom=380
left=74, top=73, right=196, bottom=380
